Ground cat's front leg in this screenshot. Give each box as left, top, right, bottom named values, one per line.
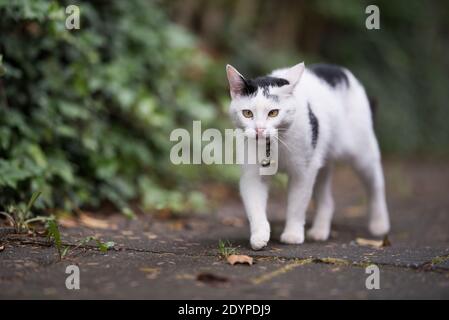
left=281, top=169, right=318, bottom=244
left=240, top=166, right=270, bottom=250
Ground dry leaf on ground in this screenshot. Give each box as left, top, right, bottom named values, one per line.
left=175, top=273, right=195, bottom=280
left=227, top=254, right=253, bottom=266
left=144, top=232, right=158, bottom=240
left=196, top=272, right=228, bottom=284
left=0, top=245, right=4, bottom=252
left=167, top=221, right=185, bottom=231
left=220, top=217, right=245, bottom=227
left=355, top=236, right=391, bottom=248
left=79, top=213, right=117, bottom=230
left=139, top=267, right=160, bottom=279
left=58, top=217, right=78, bottom=228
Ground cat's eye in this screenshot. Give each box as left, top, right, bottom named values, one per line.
left=268, top=109, right=279, bottom=117
left=242, top=109, right=253, bottom=118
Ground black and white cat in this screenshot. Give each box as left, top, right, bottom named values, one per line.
left=226, top=62, right=390, bottom=250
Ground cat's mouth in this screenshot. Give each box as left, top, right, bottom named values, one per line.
left=243, top=128, right=282, bottom=141
left=255, top=128, right=279, bottom=140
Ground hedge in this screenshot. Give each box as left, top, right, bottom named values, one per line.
left=0, top=0, right=218, bottom=214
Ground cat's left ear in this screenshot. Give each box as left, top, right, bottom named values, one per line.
left=226, top=64, right=247, bottom=99
left=283, top=62, right=305, bottom=92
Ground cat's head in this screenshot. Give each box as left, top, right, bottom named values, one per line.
left=226, top=63, right=305, bottom=139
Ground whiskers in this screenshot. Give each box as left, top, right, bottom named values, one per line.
left=271, top=134, right=292, bottom=154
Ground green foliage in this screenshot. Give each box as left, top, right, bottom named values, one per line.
left=0, top=0, right=217, bottom=212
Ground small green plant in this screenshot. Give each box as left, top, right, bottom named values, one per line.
left=46, top=219, right=115, bottom=260
left=0, top=191, right=53, bottom=233
left=218, top=239, right=237, bottom=258
left=46, top=219, right=63, bottom=257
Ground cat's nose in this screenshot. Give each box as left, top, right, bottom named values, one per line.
left=256, top=128, right=265, bottom=137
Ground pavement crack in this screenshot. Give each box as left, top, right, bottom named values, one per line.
left=3, top=235, right=448, bottom=275
left=251, top=258, right=313, bottom=285
left=419, top=254, right=449, bottom=272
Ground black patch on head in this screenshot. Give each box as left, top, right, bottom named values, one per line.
left=308, top=103, right=319, bottom=149
left=309, top=64, right=349, bottom=88
left=240, top=76, right=289, bottom=98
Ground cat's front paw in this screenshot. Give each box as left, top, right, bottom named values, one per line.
left=280, top=230, right=304, bottom=245
left=307, top=226, right=330, bottom=241
left=369, top=217, right=390, bottom=236
left=250, top=232, right=270, bottom=250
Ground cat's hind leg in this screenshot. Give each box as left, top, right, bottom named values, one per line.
left=351, top=142, right=390, bottom=236
left=307, top=164, right=334, bottom=241
left=280, top=168, right=319, bottom=244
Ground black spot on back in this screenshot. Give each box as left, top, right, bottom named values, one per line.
left=240, top=76, right=289, bottom=96
left=308, top=103, right=319, bottom=149
left=308, top=63, right=349, bottom=88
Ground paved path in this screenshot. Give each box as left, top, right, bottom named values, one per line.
left=1, top=160, right=448, bottom=299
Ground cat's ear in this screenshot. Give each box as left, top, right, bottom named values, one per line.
left=283, top=62, right=305, bottom=91
left=226, top=64, right=246, bottom=99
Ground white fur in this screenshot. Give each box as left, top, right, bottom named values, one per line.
left=226, top=63, right=390, bottom=250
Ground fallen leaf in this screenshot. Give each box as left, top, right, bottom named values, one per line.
left=221, top=217, right=245, bottom=227
left=79, top=213, right=117, bottom=230
left=168, top=221, right=185, bottom=231
left=196, top=272, right=228, bottom=284
left=175, top=273, right=195, bottom=280
left=356, top=236, right=391, bottom=248
left=139, top=267, right=160, bottom=279
left=356, top=238, right=383, bottom=248
left=140, top=267, right=160, bottom=273
left=201, top=183, right=231, bottom=202
left=58, top=217, right=78, bottom=228
left=0, top=245, right=4, bottom=252
left=35, top=229, right=48, bottom=236
left=144, top=232, right=158, bottom=240
left=185, top=221, right=208, bottom=231
left=227, top=254, right=253, bottom=266
left=155, top=208, right=172, bottom=220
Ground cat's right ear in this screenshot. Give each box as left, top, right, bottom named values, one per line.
left=226, top=64, right=246, bottom=99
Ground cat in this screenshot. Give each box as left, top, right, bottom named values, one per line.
left=226, top=62, right=390, bottom=250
